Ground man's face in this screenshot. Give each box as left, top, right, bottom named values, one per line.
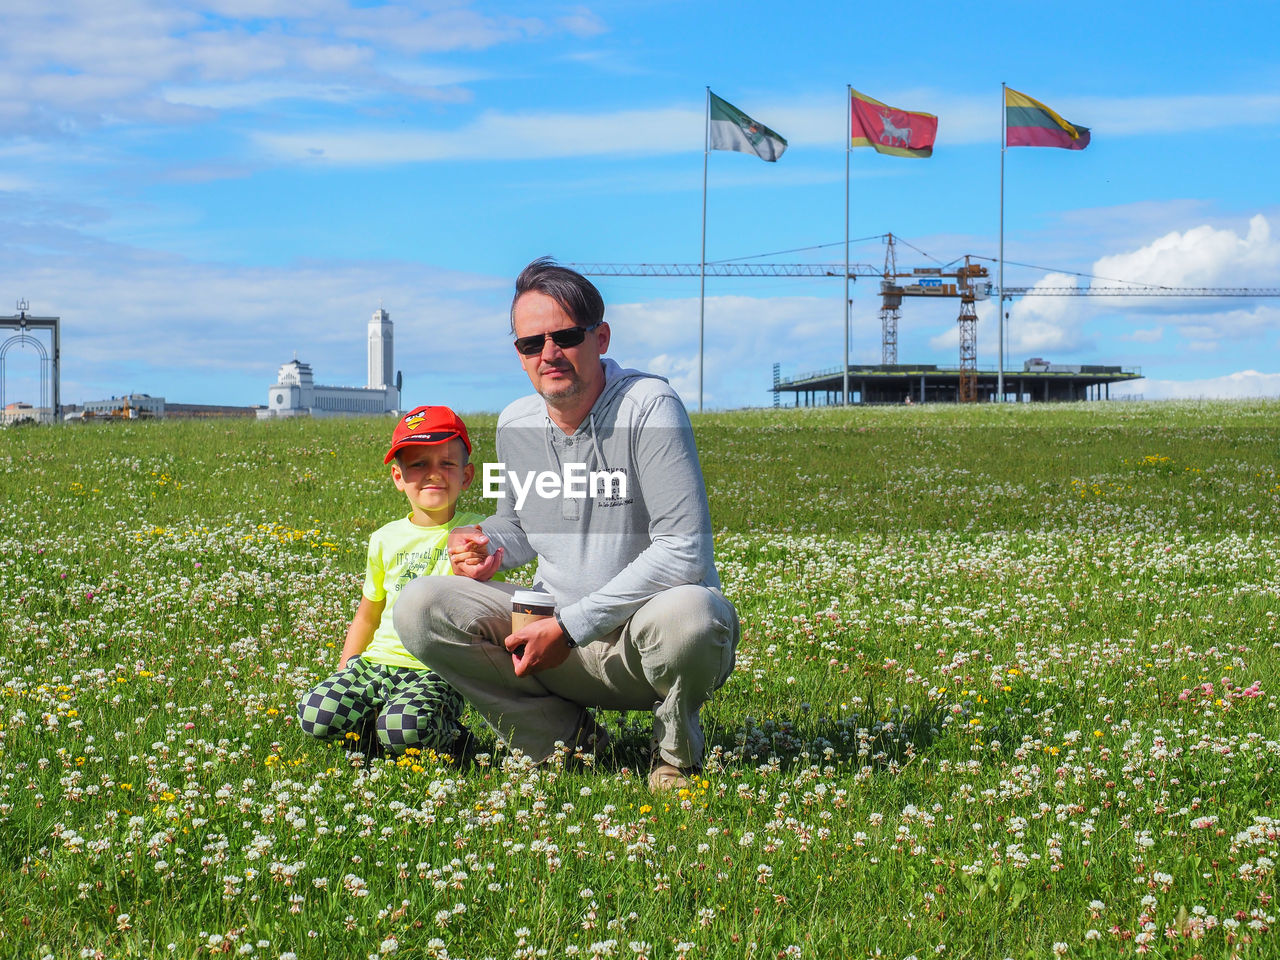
left=391, top=437, right=473, bottom=526
left=512, top=290, right=609, bottom=407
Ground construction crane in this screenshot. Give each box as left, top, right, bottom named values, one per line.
left=569, top=262, right=878, bottom=277
left=874, top=233, right=990, bottom=402
left=573, top=249, right=1280, bottom=402
left=1005, top=285, right=1280, bottom=297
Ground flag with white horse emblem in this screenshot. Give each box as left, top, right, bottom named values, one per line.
left=850, top=89, right=937, bottom=159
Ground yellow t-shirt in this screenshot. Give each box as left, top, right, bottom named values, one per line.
left=360, top=511, right=485, bottom=669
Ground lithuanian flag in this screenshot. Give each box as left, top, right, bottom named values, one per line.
left=1005, top=87, right=1090, bottom=150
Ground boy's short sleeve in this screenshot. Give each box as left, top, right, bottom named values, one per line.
left=362, top=531, right=386, bottom=602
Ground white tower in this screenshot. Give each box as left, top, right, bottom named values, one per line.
left=368, top=307, right=393, bottom=389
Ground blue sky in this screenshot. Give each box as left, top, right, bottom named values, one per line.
left=2, top=0, right=1279, bottom=412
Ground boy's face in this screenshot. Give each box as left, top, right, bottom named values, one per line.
left=390, top=437, right=473, bottom=526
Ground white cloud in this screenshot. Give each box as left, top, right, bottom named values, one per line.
left=610, top=293, right=873, bottom=408
left=982, top=215, right=1280, bottom=361
left=1005, top=273, right=1093, bottom=353
left=162, top=80, right=368, bottom=110
left=645, top=352, right=698, bottom=401
left=1110, top=370, right=1280, bottom=400
left=335, top=7, right=545, bottom=54
left=1080, top=94, right=1280, bottom=136
left=1093, top=214, right=1280, bottom=288
left=922, top=290, right=1095, bottom=362
left=255, top=105, right=704, bottom=163
left=0, top=174, right=34, bottom=192
left=0, top=1, right=598, bottom=130
left=557, top=7, right=609, bottom=39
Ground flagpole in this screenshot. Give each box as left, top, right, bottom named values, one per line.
left=699, top=86, right=709, bottom=414
left=998, top=82, right=1006, bottom=403
left=844, top=84, right=851, bottom=407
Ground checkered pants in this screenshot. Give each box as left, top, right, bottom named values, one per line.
left=296, top=656, right=465, bottom=756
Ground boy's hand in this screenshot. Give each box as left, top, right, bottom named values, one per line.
left=504, top=617, right=572, bottom=677
left=448, top=525, right=503, bottom=580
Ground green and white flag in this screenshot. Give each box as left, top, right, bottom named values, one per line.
left=708, top=91, right=788, bottom=162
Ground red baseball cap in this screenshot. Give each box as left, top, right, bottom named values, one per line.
left=384, top=406, right=472, bottom=464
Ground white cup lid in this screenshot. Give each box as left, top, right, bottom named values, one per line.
left=512, top=589, right=556, bottom=607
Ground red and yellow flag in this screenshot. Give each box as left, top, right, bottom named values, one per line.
left=850, top=89, right=937, bottom=159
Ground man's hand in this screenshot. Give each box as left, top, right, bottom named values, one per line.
left=504, top=616, right=573, bottom=677
left=448, top=524, right=503, bottom=580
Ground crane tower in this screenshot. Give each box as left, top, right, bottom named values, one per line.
left=876, top=235, right=989, bottom=400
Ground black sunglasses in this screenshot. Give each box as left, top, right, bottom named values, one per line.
left=514, top=321, right=604, bottom=357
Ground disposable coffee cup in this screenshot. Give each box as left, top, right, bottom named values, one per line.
left=511, top=589, right=556, bottom=633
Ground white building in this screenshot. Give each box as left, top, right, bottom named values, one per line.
left=259, top=307, right=401, bottom=419
left=79, top=393, right=165, bottom=419
left=4, top=401, right=54, bottom=425
left=368, top=306, right=393, bottom=390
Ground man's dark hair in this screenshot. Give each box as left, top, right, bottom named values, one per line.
left=511, top=256, right=605, bottom=334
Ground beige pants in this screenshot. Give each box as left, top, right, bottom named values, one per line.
left=393, top=577, right=739, bottom=767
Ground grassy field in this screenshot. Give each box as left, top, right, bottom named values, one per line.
left=2, top=400, right=1278, bottom=959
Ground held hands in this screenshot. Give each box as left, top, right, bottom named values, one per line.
left=504, top=616, right=572, bottom=677
left=448, top=524, right=504, bottom=580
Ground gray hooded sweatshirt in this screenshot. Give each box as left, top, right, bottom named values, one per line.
left=479, top=358, right=719, bottom=645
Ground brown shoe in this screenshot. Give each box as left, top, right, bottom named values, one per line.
left=648, top=762, right=696, bottom=791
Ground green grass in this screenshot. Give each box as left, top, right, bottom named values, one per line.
left=2, top=400, right=1279, bottom=959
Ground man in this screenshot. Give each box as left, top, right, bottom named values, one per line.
left=394, top=257, right=738, bottom=789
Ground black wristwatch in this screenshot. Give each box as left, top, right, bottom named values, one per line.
left=555, top=612, right=577, bottom=648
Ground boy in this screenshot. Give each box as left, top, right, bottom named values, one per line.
left=297, top=405, right=482, bottom=757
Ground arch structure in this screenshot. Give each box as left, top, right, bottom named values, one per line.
left=1, top=305, right=61, bottom=423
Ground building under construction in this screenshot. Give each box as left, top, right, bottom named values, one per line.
left=772, top=359, right=1142, bottom=406
left=773, top=237, right=1142, bottom=404
left=576, top=233, right=1277, bottom=405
